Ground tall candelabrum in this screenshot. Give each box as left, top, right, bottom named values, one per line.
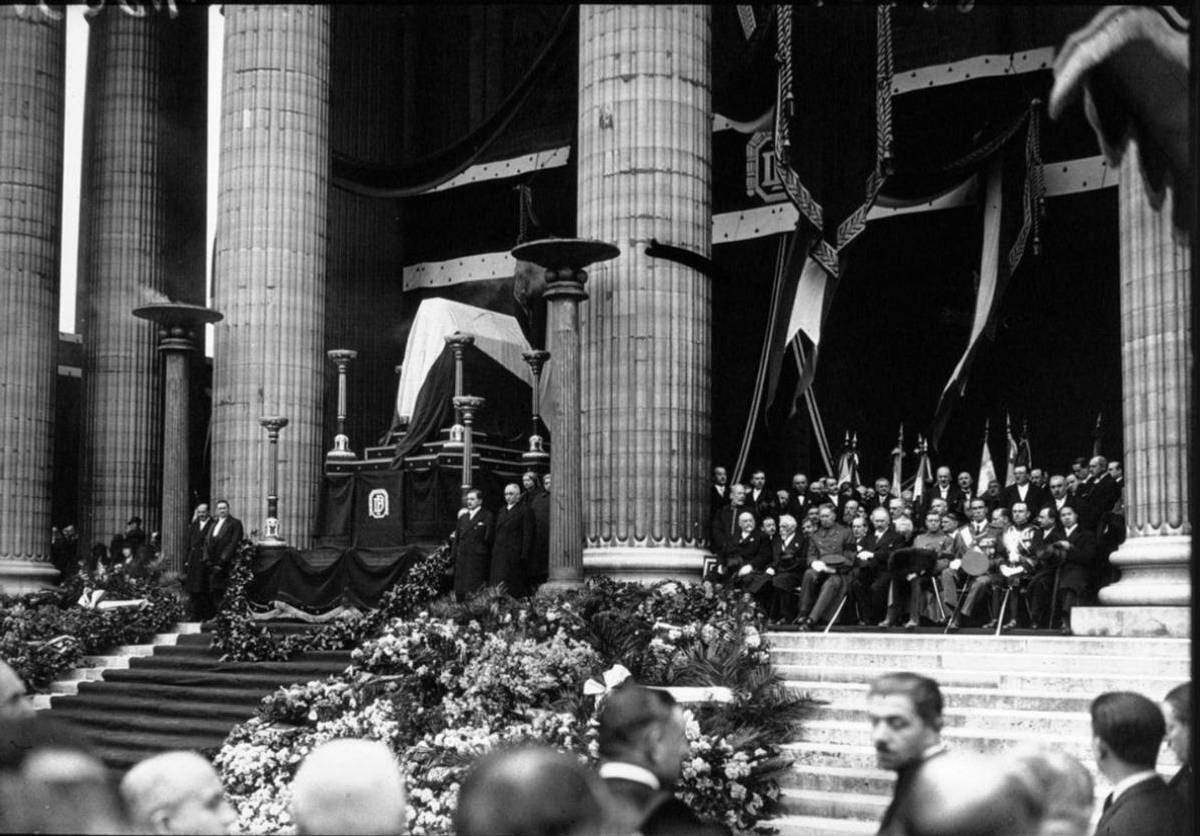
left=510, top=238, right=619, bottom=590
left=258, top=416, right=289, bottom=546
left=326, top=349, right=358, bottom=461
left=444, top=332, right=474, bottom=448
left=522, top=349, right=551, bottom=468
left=132, top=303, right=224, bottom=577
left=453, top=395, right=486, bottom=494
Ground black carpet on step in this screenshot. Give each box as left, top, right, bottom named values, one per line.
left=44, top=626, right=354, bottom=772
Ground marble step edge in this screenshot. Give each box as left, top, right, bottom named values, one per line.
left=760, top=814, right=877, bottom=835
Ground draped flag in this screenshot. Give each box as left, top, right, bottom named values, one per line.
left=929, top=102, right=1044, bottom=449
left=836, top=432, right=861, bottom=488
left=764, top=3, right=895, bottom=416
left=890, top=425, right=905, bottom=498
left=1016, top=420, right=1033, bottom=471
left=911, top=435, right=933, bottom=506
left=977, top=421, right=997, bottom=498
left=1005, top=414, right=1019, bottom=486
left=1092, top=412, right=1104, bottom=458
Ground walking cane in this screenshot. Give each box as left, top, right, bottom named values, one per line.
left=994, top=584, right=1013, bottom=637
left=825, top=590, right=850, bottom=634
left=930, top=578, right=947, bottom=623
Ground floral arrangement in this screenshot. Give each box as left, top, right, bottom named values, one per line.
left=215, top=574, right=811, bottom=835
left=210, top=542, right=454, bottom=662
left=0, top=570, right=182, bottom=690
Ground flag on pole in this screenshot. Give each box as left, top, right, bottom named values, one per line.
left=1016, top=419, right=1032, bottom=470
left=837, top=431, right=861, bottom=488
left=836, top=431, right=853, bottom=485
left=890, top=425, right=905, bottom=498
left=1092, top=412, right=1104, bottom=458
left=911, top=435, right=933, bottom=505
left=1005, top=413, right=1019, bottom=486
left=977, top=420, right=997, bottom=498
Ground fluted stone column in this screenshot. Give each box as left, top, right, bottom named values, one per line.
left=76, top=9, right=206, bottom=554
left=0, top=8, right=64, bottom=592
left=1074, top=147, right=1191, bottom=637
left=577, top=5, right=712, bottom=580
left=211, top=5, right=329, bottom=547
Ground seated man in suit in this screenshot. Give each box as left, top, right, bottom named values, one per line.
left=1090, top=690, right=1187, bottom=836
left=795, top=504, right=854, bottom=630
left=1026, top=507, right=1066, bottom=629
left=853, top=509, right=902, bottom=627
left=946, top=500, right=1004, bottom=631
left=889, top=510, right=955, bottom=629
left=985, top=502, right=1038, bottom=631
left=596, top=685, right=729, bottom=836
left=768, top=514, right=807, bottom=624
left=708, top=484, right=753, bottom=582
left=726, top=511, right=773, bottom=611
left=1051, top=504, right=1097, bottom=635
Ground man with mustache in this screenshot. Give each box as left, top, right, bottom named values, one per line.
left=868, top=671, right=948, bottom=836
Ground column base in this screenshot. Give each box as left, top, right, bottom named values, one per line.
left=1098, top=534, right=1191, bottom=606
left=1070, top=606, right=1190, bottom=638
left=583, top=547, right=709, bottom=583
left=0, top=560, right=60, bottom=595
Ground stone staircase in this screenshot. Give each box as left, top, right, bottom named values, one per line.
left=766, top=629, right=1190, bottom=836
left=35, top=621, right=353, bottom=772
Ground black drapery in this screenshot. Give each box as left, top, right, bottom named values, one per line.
left=246, top=545, right=426, bottom=611
left=392, top=343, right=534, bottom=463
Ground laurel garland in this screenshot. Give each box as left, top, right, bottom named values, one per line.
left=210, top=541, right=455, bottom=662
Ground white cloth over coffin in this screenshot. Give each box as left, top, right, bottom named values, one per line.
left=393, top=297, right=555, bottom=429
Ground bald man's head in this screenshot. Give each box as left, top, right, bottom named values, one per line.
left=454, top=746, right=608, bottom=836
left=291, top=739, right=407, bottom=835
left=120, top=751, right=236, bottom=835
left=898, top=751, right=1041, bottom=836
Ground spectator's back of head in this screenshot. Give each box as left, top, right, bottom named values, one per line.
left=290, top=738, right=406, bottom=835
left=4, top=743, right=127, bottom=834
left=900, top=750, right=1042, bottom=836
left=1090, top=691, right=1165, bottom=770
left=597, top=684, right=688, bottom=788
left=1005, top=743, right=1094, bottom=836
left=454, top=745, right=608, bottom=836
left=0, top=660, right=32, bottom=721
left=120, top=750, right=236, bottom=834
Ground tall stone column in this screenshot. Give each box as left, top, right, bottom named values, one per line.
left=211, top=5, right=329, bottom=547
left=76, top=9, right=207, bottom=553
left=0, top=8, right=64, bottom=592
left=576, top=5, right=712, bottom=580
left=1074, top=146, right=1191, bottom=637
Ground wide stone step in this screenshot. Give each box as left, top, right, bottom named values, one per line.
left=784, top=680, right=1095, bottom=713
left=800, top=719, right=1090, bottom=752
left=51, top=708, right=234, bottom=737
left=771, top=648, right=1190, bottom=678
left=774, top=664, right=1184, bottom=695
left=72, top=680, right=277, bottom=703
left=55, top=667, right=107, bottom=683
left=813, top=704, right=1092, bottom=735
left=51, top=693, right=261, bottom=719
left=782, top=740, right=1179, bottom=774
left=779, top=788, right=888, bottom=822
left=766, top=632, right=1190, bottom=658
left=768, top=814, right=877, bottom=836
left=99, top=667, right=332, bottom=690
left=780, top=764, right=894, bottom=795
left=71, top=727, right=229, bottom=754
left=126, top=653, right=350, bottom=673
left=148, top=644, right=352, bottom=663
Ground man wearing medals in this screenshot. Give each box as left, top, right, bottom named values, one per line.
left=944, top=499, right=1004, bottom=631
left=985, top=502, right=1038, bottom=630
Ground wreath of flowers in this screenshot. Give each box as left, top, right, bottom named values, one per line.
left=215, top=577, right=814, bottom=835
left=210, top=541, right=454, bottom=662
left=0, top=571, right=182, bottom=690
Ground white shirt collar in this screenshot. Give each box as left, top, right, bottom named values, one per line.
left=598, top=762, right=660, bottom=790
left=212, top=517, right=225, bottom=534
left=469, top=507, right=478, bottom=519
left=1110, top=770, right=1159, bottom=803
left=1064, top=524, right=1076, bottom=537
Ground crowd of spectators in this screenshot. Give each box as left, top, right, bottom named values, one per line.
left=707, top=456, right=1125, bottom=634
left=2, top=657, right=1188, bottom=835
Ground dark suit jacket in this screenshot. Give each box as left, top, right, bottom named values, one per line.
left=1094, top=774, right=1188, bottom=836
left=770, top=533, right=807, bottom=590
left=453, top=509, right=494, bottom=597
left=729, top=531, right=772, bottom=593
left=785, top=491, right=815, bottom=520
left=183, top=517, right=212, bottom=594
left=709, top=484, right=729, bottom=519
left=1057, top=525, right=1098, bottom=594
left=1168, top=764, right=1193, bottom=833
left=527, top=490, right=550, bottom=586
left=999, top=482, right=1047, bottom=515
left=602, top=776, right=729, bottom=836
left=1077, top=473, right=1121, bottom=532
left=710, top=504, right=754, bottom=556
left=880, top=747, right=948, bottom=836
left=861, top=528, right=903, bottom=574
left=490, top=503, right=532, bottom=596
left=748, top=488, right=778, bottom=522
left=919, top=483, right=964, bottom=517
left=204, top=515, right=244, bottom=591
